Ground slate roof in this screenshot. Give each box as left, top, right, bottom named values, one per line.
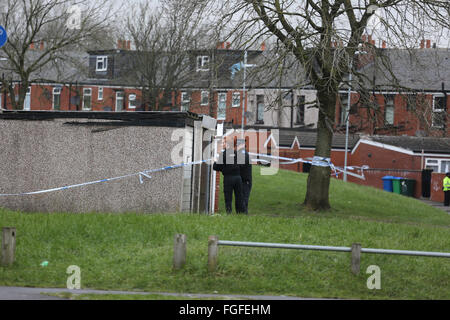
left=365, top=135, right=450, bottom=154
left=278, top=130, right=360, bottom=149
left=351, top=48, right=450, bottom=92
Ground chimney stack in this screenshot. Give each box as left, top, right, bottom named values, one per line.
left=426, top=39, right=431, bottom=48
left=29, top=42, right=35, bottom=50
left=39, top=41, right=44, bottom=51
left=420, top=39, right=425, bottom=49
left=261, top=42, right=266, bottom=51
left=126, top=40, right=131, bottom=50
left=226, top=42, right=231, bottom=49
left=382, top=40, right=387, bottom=49
left=216, top=41, right=225, bottom=49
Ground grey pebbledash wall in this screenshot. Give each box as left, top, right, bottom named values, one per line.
left=0, top=113, right=194, bottom=213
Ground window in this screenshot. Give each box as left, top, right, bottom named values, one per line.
left=24, top=86, right=31, bottom=110
left=217, top=93, right=226, bottom=120
left=115, top=91, right=124, bottom=111
left=232, top=92, right=241, bottom=107
left=82, top=88, right=91, bottom=110
left=96, top=56, right=107, bottom=72
left=340, top=93, right=349, bottom=125
left=98, top=87, right=103, bottom=100
left=53, top=87, right=61, bottom=110
left=296, top=95, right=305, bottom=124
left=384, top=94, right=395, bottom=125
left=425, top=158, right=450, bottom=173
left=201, top=91, right=209, bottom=106
left=256, top=95, right=264, bottom=123
left=128, top=94, right=136, bottom=109
left=432, top=95, right=446, bottom=128
left=181, top=92, right=190, bottom=111
left=196, top=56, right=209, bottom=71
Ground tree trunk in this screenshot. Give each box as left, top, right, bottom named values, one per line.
left=304, top=89, right=336, bottom=211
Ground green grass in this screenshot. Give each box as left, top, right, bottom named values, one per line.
left=0, top=167, right=449, bottom=299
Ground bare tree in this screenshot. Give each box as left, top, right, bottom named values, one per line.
left=121, top=0, right=215, bottom=111
left=211, top=0, right=449, bottom=211
left=0, top=0, right=116, bottom=110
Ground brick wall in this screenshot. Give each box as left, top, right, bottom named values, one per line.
left=430, top=173, right=446, bottom=203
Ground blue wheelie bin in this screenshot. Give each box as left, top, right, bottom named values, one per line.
left=382, top=176, right=394, bottom=192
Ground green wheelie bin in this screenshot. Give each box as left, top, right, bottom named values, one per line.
left=400, top=179, right=416, bottom=197
left=392, top=177, right=403, bottom=194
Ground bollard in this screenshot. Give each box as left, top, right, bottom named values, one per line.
left=1, top=227, right=16, bottom=266
left=173, top=233, right=187, bottom=270
left=351, top=243, right=362, bottom=275
left=208, top=235, right=219, bottom=272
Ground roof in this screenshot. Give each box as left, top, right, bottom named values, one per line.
left=363, top=135, right=450, bottom=154
left=278, top=130, right=360, bottom=149
left=0, top=110, right=200, bottom=127
left=352, top=48, right=450, bottom=92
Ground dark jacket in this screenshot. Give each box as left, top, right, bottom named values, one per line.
left=237, top=149, right=252, bottom=183
left=213, top=148, right=241, bottom=176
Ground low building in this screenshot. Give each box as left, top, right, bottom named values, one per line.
left=0, top=111, right=217, bottom=213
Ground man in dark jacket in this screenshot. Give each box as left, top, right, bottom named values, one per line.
left=213, top=139, right=244, bottom=214
left=236, top=139, right=252, bottom=214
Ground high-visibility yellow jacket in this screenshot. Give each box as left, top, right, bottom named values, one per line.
left=444, top=176, right=450, bottom=192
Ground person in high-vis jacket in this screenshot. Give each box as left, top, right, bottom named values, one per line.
left=213, top=139, right=244, bottom=214
left=443, top=172, right=450, bottom=207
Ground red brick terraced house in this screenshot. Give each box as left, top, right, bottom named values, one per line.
left=336, top=45, right=450, bottom=138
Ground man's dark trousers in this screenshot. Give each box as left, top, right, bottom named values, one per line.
left=445, top=190, right=450, bottom=206
left=224, top=175, right=244, bottom=214
left=242, top=180, right=252, bottom=214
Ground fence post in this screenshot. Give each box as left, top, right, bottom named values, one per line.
left=208, top=235, right=219, bottom=272
left=351, top=243, right=361, bottom=275
left=1, top=227, right=16, bottom=266
left=173, top=234, right=187, bottom=270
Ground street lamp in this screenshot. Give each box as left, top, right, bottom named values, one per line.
left=343, top=50, right=365, bottom=182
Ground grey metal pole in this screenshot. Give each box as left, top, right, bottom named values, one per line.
left=343, top=60, right=352, bottom=182
left=241, top=50, right=247, bottom=139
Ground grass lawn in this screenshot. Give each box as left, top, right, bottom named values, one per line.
left=0, top=167, right=449, bottom=299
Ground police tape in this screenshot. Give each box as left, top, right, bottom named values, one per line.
left=248, top=152, right=368, bottom=180
left=0, top=159, right=212, bottom=197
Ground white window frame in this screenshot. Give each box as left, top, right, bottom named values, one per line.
left=217, top=92, right=227, bottom=120
left=52, top=87, right=61, bottom=110
left=432, top=94, right=445, bottom=128
left=201, top=91, right=209, bottom=106
left=181, top=92, right=190, bottom=111
left=98, top=87, right=103, bottom=100
left=128, top=93, right=136, bottom=109
left=196, top=55, right=209, bottom=72
left=384, top=94, right=395, bottom=125
left=82, top=88, right=92, bottom=110
left=96, top=56, right=108, bottom=72
left=425, top=158, right=450, bottom=173
left=115, top=91, right=124, bottom=111
left=232, top=92, right=241, bottom=108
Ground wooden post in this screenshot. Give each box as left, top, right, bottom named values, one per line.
left=351, top=243, right=362, bottom=275
left=173, top=234, right=187, bottom=270
left=208, top=235, right=219, bottom=272
left=1, top=227, right=16, bottom=266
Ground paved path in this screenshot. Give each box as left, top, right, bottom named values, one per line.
left=0, top=286, right=330, bottom=300
left=419, top=199, right=450, bottom=215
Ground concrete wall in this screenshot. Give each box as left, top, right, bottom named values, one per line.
left=0, top=119, right=186, bottom=213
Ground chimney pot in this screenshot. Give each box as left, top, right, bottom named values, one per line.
left=261, top=42, right=266, bottom=51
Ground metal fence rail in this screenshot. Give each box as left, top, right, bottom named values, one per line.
left=217, top=240, right=450, bottom=258
left=206, top=236, right=450, bottom=274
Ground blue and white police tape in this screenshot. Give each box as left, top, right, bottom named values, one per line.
left=248, top=152, right=368, bottom=180
left=0, top=158, right=212, bottom=197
